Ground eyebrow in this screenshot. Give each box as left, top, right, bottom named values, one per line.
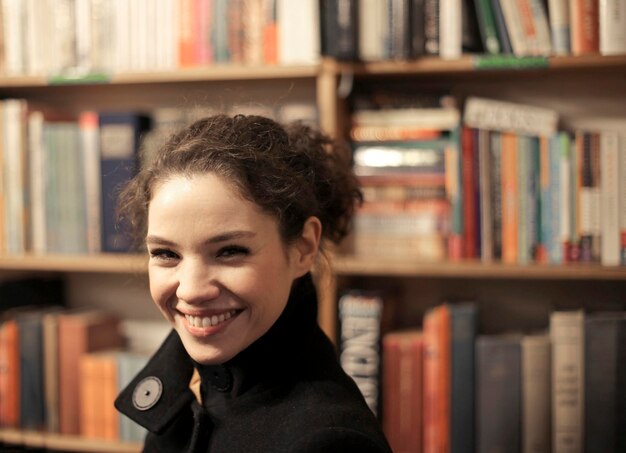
left=145, top=230, right=256, bottom=246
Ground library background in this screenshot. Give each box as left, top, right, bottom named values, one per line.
left=0, top=0, right=625, bottom=452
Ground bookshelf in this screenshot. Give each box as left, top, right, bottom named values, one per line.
left=1, top=56, right=625, bottom=451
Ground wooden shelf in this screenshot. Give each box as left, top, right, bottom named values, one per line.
left=0, top=428, right=140, bottom=453
left=3, top=253, right=626, bottom=280
left=1, top=54, right=624, bottom=89
left=327, top=54, right=626, bottom=76
left=333, top=255, right=626, bottom=280
left=0, top=254, right=147, bottom=273
left=0, top=64, right=319, bottom=88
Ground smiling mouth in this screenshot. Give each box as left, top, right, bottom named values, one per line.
left=184, top=309, right=241, bottom=328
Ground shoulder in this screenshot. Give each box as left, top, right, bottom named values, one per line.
left=286, top=427, right=392, bottom=453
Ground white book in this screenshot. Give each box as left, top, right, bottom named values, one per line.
left=599, top=0, right=626, bottom=55
left=522, top=334, right=551, bottom=453
left=498, top=0, right=530, bottom=55
left=358, top=0, right=388, bottom=61
left=90, top=0, right=117, bottom=73
left=80, top=112, right=102, bottom=254
left=463, top=97, right=559, bottom=137
left=28, top=110, right=47, bottom=255
left=439, top=0, right=462, bottom=59
left=3, top=99, right=28, bottom=254
left=155, top=0, right=179, bottom=70
left=528, top=0, right=553, bottom=55
left=558, top=134, right=572, bottom=261
left=353, top=107, right=461, bottom=129
left=277, top=0, right=320, bottom=65
left=2, top=0, right=25, bottom=75
left=619, top=134, right=626, bottom=265
left=25, top=0, right=46, bottom=75
left=600, top=131, right=621, bottom=266
left=547, top=0, right=571, bottom=54
left=550, top=310, right=584, bottom=453
left=75, top=0, right=92, bottom=72
left=113, top=0, right=131, bottom=73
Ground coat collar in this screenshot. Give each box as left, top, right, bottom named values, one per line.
left=115, top=273, right=319, bottom=433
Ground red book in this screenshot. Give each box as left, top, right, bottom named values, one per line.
left=58, top=311, right=124, bottom=435
left=383, top=330, right=424, bottom=453
left=178, top=0, right=197, bottom=66
left=501, top=132, right=519, bottom=264
left=423, top=305, right=451, bottom=453
left=570, top=0, right=600, bottom=55
left=0, top=319, right=20, bottom=427
left=462, top=127, right=478, bottom=259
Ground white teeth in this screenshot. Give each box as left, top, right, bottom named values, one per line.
left=185, top=310, right=238, bottom=328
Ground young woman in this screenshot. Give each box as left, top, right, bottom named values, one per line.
left=114, top=114, right=392, bottom=453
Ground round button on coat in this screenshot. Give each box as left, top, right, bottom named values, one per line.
left=132, top=376, right=163, bottom=411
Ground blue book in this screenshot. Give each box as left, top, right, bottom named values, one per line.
left=489, top=0, right=512, bottom=54
left=18, top=310, right=46, bottom=429
left=99, top=113, right=151, bottom=253
left=476, top=334, right=522, bottom=453
left=449, top=303, right=477, bottom=453
left=118, top=352, right=150, bottom=442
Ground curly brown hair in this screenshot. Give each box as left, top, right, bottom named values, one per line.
left=117, top=114, right=362, bottom=250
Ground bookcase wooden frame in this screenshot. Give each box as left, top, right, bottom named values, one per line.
left=1, top=55, right=626, bottom=451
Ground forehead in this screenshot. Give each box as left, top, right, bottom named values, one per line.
left=147, top=173, right=279, bottom=237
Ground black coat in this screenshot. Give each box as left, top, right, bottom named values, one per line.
left=115, top=274, right=392, bottom=453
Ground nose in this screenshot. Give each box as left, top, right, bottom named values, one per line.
left=175, top=259, right=220, bottom=304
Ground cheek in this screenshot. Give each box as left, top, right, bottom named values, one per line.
left=148, top=269, right=173, bottom=308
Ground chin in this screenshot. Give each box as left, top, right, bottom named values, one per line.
left=180, top=336, right=236, bottom=365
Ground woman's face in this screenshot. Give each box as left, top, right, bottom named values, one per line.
left=146, top=173, right=317, bottom=364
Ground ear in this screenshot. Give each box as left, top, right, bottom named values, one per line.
left=290, top=216, right=322, bottom=277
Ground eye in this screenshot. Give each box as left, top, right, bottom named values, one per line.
left=149, top=248, right=180, bottom=262
left=216, top=245, right=250, bottom=259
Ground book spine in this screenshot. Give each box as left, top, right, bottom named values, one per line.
left=18, top=315, right=46, bottom=429
left=498, top=0, right=529, bottom=55
left=547, top=134, right=565, bottom=264
left=584, top=315, right=622, bottom=453
left=446, top=129, right=464, bottom=260
left=389, top=0, right=411, bottom=59
left=521, top=335, right=551, bottom=453
left=570, top=0, right=600, bottom=54
left=599, top=0, right=626, bottom=55
left=463, top=97, right=559, bottom=137
left=80, top=112, right=102, bottom=254
left=424, top=0, right=440, bottom=54
left=440, top=0, right=463, bottom=59
left=338, top=292, right=383, bottom=416
left=99, top=113, right=149, bottom=253
left=476, top=335, right=522, bottom=453
left=528, top=0, right=553, bottom=54
left=568, top=133, right=581, bottom=262
left=0, top=320, right=20, bottom=427
left=382, top=332, right=424, bottom=452
left=423, top=306, right=450, bottom=453
left=490, top=132, right=503, bottom=260
left=490, top=0, right=514, bottom=53
left=548, top=0, right=572, bottom=54
left=474, top=0, right=502, bottom=53
left=600, top=132, right=620, bottom=266
left=462, top=127, right=478, bottom=259
left=550, top=310, right=584, bottom=453
left=411, top=0, right=426, bottom=57
left=478, top=129, right=493, bottom=261
left=619, top=134, right=626, bottom=265
left=450, top=304, right=476, bottom=453
left=501, top=132, right=519, bottom=264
